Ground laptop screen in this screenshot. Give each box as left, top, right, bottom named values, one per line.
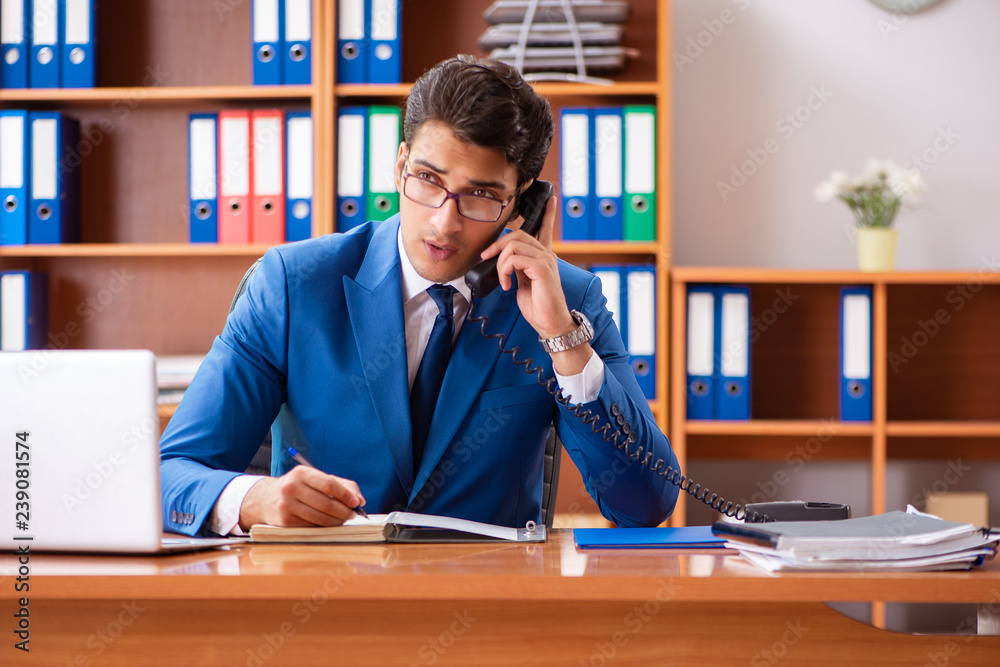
left=0, top=349, right=165, bottom=553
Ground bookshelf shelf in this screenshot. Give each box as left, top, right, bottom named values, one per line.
left=0, top=244, right=274, bottom=258
left=0, top=85, right=315, bottom=104
left=686, top=420, right=875, bottom=437
left=335, top=81, right=662, bottom=98
left=886, top=421, right=1000, bottom=438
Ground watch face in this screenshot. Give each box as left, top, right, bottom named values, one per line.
left=868, top=0, right=945, bottom=13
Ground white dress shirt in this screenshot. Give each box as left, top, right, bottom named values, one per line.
left=209, top=229, right=605, bottom=535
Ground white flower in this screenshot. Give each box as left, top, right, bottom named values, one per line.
left=814, top=170, right=851, bottom=203
left=863, top=158, right=897, bottom=181
left=816, top=159, right=927, bottom=229
left=887, top=166, right=925, bottom=199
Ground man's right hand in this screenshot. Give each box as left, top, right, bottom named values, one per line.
left=237, top=466, right=366, bottom=531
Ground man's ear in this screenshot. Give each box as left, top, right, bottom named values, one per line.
left=393, top=142, right=409, bottom=192
left=505, top=178, right=534, bottom=229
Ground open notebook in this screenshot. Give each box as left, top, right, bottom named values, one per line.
left=0, top=350, right=239, bottom=554
left=250, top=512, right=547, bottom=543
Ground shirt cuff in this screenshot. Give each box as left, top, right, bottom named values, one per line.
left=210, top=474, right=267, bottom=536
left=553, top=348, right=605, bottom=404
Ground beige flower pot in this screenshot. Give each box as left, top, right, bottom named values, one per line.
left=855, top=227, right=898, bottom=272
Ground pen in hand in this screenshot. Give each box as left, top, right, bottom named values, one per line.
left=286, top=446, right=369, bottom=518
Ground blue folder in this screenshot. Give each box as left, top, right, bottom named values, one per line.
left=574, top=526, right=727, bottom=549
left=685, top=285, right=715, bottom=419
left=714, top=285, right=751, bottom=420
left=368, top=0, right=401, bottom=84
left=61, top=0, right=96, bottom=88
left=1, top=0, right=29, bottom=88
left=592, top=107, right=623, bottom=241
left=335, top=106, right=366, bottom=232
left=622, top=265, right=656, bottom=400
left=29, top=0, right=60, bottom=88
left=285, top=110, right=313, bottom=241
left=336, top=0, right=368, bottom=83
left=839, top=286, right=873, bottom=422
left=282, top=0, right=311, bottom=85
left=0, top=270, right=48, bottom=350
left=252, top=0, right=282, bottom=85
left=559, top=108, right=592, bottom=241
left=28, top=111, right=80, bottom=243
left=0, top=109, right=30, bottom=245
left=187, top=112, right=219, bottom=244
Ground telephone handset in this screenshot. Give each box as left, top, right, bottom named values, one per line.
left=465, top=179, right=554, bottom=299
left=461, top=179, right=845, bottom=524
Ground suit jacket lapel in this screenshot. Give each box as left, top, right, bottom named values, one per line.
left=410, top=284, right=521, bottom=502
left=344, top=217, right=415, bottom=495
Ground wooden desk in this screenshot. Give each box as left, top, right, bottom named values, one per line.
left=2, top=531, right=999, bottom=666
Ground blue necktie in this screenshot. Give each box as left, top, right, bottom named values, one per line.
left=410, top=284, right=457, bottom=468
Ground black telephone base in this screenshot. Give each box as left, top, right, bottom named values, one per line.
left=744, top=501, right=851, bottom=523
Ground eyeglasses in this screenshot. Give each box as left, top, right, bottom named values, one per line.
left=400, top=166, right=517, bottom=223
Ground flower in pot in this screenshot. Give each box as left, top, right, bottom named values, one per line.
left=815, top=160, right=925, bottom=271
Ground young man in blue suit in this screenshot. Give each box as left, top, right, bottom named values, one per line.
left=160, top=55, right=680, bottom=536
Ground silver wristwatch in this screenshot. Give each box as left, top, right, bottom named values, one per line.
left=539, top=310, right=595, bottom=353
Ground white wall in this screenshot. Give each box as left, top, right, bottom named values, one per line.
left=671, top=0, right=1000, bottom=269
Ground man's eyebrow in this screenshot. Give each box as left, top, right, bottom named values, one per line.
left=410, top=156, right=509, bottom=191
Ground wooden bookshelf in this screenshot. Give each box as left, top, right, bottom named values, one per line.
left=670, top=268, right=1000, bottom=526
left=0, top=1, right=672, bottom=527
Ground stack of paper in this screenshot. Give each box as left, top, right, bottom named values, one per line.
left=156, top=354, right=207, bottom=405
left=480, top=1, right=637, bottom=74
left=712, top=507, right=999, bottom=573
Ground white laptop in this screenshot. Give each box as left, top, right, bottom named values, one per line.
left=0, top=349, right=239, bottom=554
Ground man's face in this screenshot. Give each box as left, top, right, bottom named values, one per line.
left=394, top=120, right=521, bottom=284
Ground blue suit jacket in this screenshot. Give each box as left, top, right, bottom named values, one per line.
left=160, top=216, right=679, bottom=535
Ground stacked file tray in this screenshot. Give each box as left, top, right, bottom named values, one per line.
left=480, top=1, right=637, bottom=75
left=187, top=110, right=314, bottom=244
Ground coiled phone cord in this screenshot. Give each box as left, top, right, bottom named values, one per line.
left=467, top=297, right=766, bottom=523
